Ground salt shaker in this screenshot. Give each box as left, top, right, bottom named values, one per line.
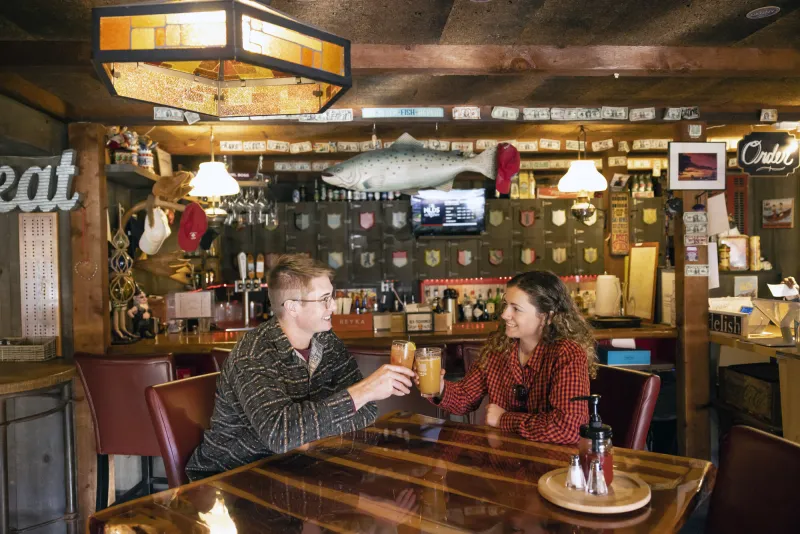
left=586, top=459, right=609, bottom=496
left=565, top=454, right=586, bottom=490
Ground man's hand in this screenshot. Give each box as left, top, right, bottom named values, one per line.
left=782, top=276, right=797, bottom=289
left=348, top=364, right=416, bottom=411
left=485, top=403, right=506, bottom=427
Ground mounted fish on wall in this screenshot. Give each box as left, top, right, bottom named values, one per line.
left=321, top=133, right=518, bottom=195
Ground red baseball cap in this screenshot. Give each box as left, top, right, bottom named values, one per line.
left=495, top=143, right=520, bottom=195
left=178, top=202, right=208, bottom=252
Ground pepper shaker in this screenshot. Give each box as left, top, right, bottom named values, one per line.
left=586, top=459, right=609, bottom=496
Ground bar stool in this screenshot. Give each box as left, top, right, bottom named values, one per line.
left=74, top=353, right=174, bottom=510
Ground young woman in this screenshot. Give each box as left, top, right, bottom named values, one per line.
left=430, top=270, right=596, bottom=444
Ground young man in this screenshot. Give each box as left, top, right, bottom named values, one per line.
left=186, top=254, right=415, bottom=480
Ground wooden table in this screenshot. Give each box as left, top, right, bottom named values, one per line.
left=0, top=362, right=78, bottom=534
left=89, top=412, right=713, bottom=533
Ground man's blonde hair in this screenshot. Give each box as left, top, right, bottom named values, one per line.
left=267, top=254, right=334, bottom=316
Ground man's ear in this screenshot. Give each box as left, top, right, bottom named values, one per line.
left=283, top=300, right=298, bottom=317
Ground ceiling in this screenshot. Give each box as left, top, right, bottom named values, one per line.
left=1, top=0, right=800, bottom=127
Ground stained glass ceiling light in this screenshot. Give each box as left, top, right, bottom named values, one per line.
left=92, top=0, right=351, bottom=118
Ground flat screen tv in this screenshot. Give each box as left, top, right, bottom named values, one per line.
left=411, top=189, right=485, bottom=236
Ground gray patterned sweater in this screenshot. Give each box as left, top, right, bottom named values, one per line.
left=186, top=317, right=378, bottom=480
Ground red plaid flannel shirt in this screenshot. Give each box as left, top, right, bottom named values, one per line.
left=437, top=339, right=590, bottom=444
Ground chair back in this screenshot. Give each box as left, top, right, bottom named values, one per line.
left=210, top=348, right=232, bottom=372
left=349, top=347, right=442, bottom=418
left=75, top=353, right=174, bottom=456
left=591, top=364, right=660, bottom=450
left=146, top=373, right=219, bottom=488
left=462, top=344, right=490, bottom=425
left=706, top=425, right=800, bottom=534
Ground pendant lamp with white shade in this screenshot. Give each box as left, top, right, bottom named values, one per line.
left=558, top=126, right=608, bottom=221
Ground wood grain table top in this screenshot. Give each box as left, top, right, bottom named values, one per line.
left=89, top=412, right=713, bottom=534
left=0, top=361, right=75, bottom=396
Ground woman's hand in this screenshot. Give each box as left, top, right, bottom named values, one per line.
left=485, top=403, right=506, bottom=427
left=782, top=276, right=797, bottom=289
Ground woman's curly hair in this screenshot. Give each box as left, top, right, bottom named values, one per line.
left=480, top=270, right=597, bottom=379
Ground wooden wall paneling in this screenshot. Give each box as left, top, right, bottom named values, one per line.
left=673, top=122, right=711, bottom=460
left=0, top=214, right=22, bottom=338
left=68, top=122, right=110, bottom=528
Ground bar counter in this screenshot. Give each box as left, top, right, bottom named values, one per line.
left=108, top=324, right=678, bottom=356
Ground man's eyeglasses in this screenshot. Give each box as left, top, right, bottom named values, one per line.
left=284, top=294, right=335, bottom=308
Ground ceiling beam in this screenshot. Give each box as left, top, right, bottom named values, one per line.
left=352, top=45, right=800, bottom=78
left=0, top=73, right=72, bottom=119
left=4, top=41, right=800, bottom=78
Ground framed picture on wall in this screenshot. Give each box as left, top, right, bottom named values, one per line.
left=668, top=142, right=726, bottom=190
left=762, top=198, right=794, bottom=229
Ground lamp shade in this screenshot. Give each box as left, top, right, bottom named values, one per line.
left=91, top=0, right=351, bottom=117
left=557, top=160, right=608, bottom=193
left=189, top=162, right=241, bottom=197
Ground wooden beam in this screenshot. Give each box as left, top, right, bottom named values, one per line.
left=0, top=73, right=71, bottom=119
left=674, top=122, right=711, bottom=460
left=0, top=94, right=65, bottom=156
left=351, top=45, right=800, bottom=78
left=5, top=41, right=800, bottom=78
left=68, top=123, right=110, bottom=530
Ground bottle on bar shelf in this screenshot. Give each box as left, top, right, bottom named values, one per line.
left=300, top=185, right=307, bottom=202
left=473, top=292, right=486, bottom=322
left=320, top=182, right=326, bottom=202
left=486, top=289, right=495, bottom=320
left=313, top=179, right=320, bottom=202
left=433, top=288, right=443, bottom=314
left=353, top=295, right=361, bottom=314
left=462, top=294, right=473, bottom=323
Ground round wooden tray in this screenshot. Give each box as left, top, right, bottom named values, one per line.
left=538, top=468, right=651, bottom=515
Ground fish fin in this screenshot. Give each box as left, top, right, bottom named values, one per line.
left=435, top=180, right=455, bottom=192
left=363, top=176, right=386, bottom=190
left=390, top=133, right=425, bottom=149
left=470, top=144, right=499, bottom=179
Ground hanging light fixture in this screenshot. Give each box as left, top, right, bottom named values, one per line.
left=189, top=126, right=241, bottom=202
left=558, top=126, right=608, bottom=221
left=92, top=0, right=351, bottom=118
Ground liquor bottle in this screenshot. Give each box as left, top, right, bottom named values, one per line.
left=360, top=291, right=368, bottom=314
left=292, top=189, right=300, bottom=203
left=387, top=191, right=394, bottom=201
left=486, top=289, right=495, bottom=320
left=320, top=182, right=327, bottom=202
left=300, top=185, right=307, bottom=202
left=510, top=173, right=520, bottom=200
left=433, top=288, right=443, bottom=314
left=473, top=292, right=485, bottom=322
left=462, top=293, right=473, bottom=323
left=313, top=179, right=320, bottom=202
left=347, top=190, right=353, bottom=202
left=353, top=295, right=361, bottom=314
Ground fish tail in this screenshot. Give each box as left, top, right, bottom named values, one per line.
left=470, top=145, right=498, bottom=179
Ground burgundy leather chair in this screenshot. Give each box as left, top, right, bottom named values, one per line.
left=706, top=425, right=800, bottom=534
left=210, top=348, right=232, bottom=372
left=591, top=364, right=660, bottom=450
left=74, top=353, right=174, bottom=510
left=146, top=373, right=219, bottom=488
left=349, top=347, right=443, bottom=418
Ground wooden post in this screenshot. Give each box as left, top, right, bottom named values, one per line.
left=68, top=123, right=110, bottom=528
left=673, top=122, right=712, bottom=459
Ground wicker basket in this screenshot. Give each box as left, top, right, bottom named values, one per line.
left=0, top=337, right=57, bottom=362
